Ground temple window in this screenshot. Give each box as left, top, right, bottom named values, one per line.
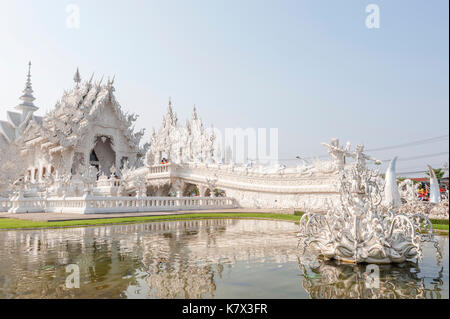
left=120, top=157, right=128, bottom=169
left=90, top=150, right=99, bottom=162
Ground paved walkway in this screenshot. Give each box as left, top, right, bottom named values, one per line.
left=0, top=208, right=294, bottom=222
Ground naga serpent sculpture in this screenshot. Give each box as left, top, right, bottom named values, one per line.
left=297, top=161, right=442, bottom=264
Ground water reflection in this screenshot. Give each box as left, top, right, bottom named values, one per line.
left=299, top=259, right=445, bottom=299
left=0, top=219, right=447, bottom=299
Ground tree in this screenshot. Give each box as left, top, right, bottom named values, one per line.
left=425, top=167, right=446, bottom=180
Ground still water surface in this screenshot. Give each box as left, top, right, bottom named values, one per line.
left=0, top=219, right=447, bottom=298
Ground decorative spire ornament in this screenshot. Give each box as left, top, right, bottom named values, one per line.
left=192, top=104, right=198, bottom=120
left=74, top=67, right=81, bottom=87
left=16, top=61, right=38, bottom=118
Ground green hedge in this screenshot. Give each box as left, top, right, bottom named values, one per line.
left=430, top=218, right=449, bottom=225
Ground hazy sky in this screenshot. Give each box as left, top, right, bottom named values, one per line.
left=0, top=0, right=448, bottom=176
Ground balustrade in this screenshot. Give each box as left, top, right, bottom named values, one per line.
left=5, top=195, right=237, bottom=214
left=0, top=198, right=12, bottom=212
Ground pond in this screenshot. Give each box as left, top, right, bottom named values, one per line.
left=0, top=219, right=447, bottom=299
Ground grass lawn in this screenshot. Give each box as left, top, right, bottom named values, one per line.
left=432, top=223, right=449, bottom=231
left=0, top=211, right=447, bottom=233
left=0, top=213, right=302, bottom=230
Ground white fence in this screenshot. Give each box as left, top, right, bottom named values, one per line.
left=6, top=195, right=238, bottom=214
left=0, top=198, right=12, bottom=212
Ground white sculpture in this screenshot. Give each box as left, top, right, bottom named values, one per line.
left=384, top=157, right=401, bottom=208
left=349, top=144, right=381, bottom=170
left=427, top=165, right=440, bottom=204
left=297, top=158, right=442, bottom=264
left=396, top=166, right=448, bottom=220
left=398, top=178, right=418, bottom=203
left=321, top=138, right=351, bottom=172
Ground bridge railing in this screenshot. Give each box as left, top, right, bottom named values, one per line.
left=0, top=198, right=12, bottom=212
left=148, top=164, right=173, bottom=174
left=7, top=195, right=238, bottom=214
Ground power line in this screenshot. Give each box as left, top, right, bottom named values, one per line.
left=281, top=151, right=449, bottom=162
left=380, top=151, right=449, bottom=163
left=396, top=170, right=429, bottom=176
left=281, top=135, right=449, bottom=161
left=366, top=135, right=448, bottom=152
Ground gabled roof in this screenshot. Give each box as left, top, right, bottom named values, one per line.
left=29, top=77, right=144, bottom=153
left=0, top=62, right=40, bottom=144
left=0, top=120, right=15, bottom=143
left=6, top=111, right=22, bottom=128
left=33, top=115, right=43, bottom=125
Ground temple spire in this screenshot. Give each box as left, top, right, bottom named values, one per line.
left=16, top=61, right=38, bottom=118
left=165, top=97, right=177, bottom=126
left=74, top=67, right=81, bottom=87
left=192, top=104, right=198, bottom=120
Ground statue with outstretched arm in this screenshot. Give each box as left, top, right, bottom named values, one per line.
left=348, top=144, right=381, bottom=170
left=321, top=138, right=352, bottom=171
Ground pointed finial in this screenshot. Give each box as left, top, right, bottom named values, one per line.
left=74, top=67, right=81, bottom=86
left=25, top=61, right=33, bottom=88
left=88, top=72, right=95, bottom=84
left=16, top=61, right=38, bottom=115
left=192, top=104, right=198, bottom=120
left=168, top=97, right=172, bottom=108
left=106, top=75, right=116, bottom=94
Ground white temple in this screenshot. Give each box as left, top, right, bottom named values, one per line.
left=1, top=63, right=144, bottom=183
left=0, top=63, right=447, bottom=219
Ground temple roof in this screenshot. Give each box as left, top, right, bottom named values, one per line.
left=0, top=62, right=40, bottom=144
left=36, top=74, right=143, bottom=151
left=2, top=66, right=144, bottom=156
left=0, top=120, right=15, bottom=143
left=6, top=111, right=22, bottom=128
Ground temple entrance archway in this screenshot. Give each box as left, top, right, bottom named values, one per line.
left=90, top=136, right=116, bottom=176
left=183, top=183, right=199, bottom=197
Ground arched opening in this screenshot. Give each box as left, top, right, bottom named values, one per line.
left=183, top=183, right=199, bottom=197
left=89, top=150, right=99, bottom=171
left=215, top=189, right=226, bottom=197
left=90, top=136, right=116, bottom=176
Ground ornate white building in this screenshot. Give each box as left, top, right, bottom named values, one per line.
left=1, top=64, right=145, bottom=183
left=4, top=62, right=441, bottom=217
left=146, top=102, right=218, bottom=166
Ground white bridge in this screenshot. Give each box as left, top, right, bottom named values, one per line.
left=2, top=160, right=342, bottom=214
left=122, top=162, right=341, bottom=212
